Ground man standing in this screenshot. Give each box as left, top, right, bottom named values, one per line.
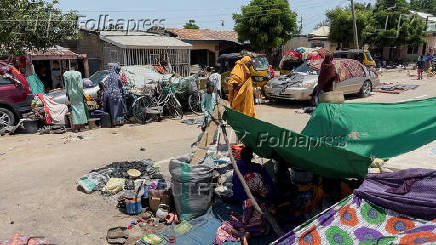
left=228, top=56, right=256, bottom=118
left=208, top=65, right=222, bottom=99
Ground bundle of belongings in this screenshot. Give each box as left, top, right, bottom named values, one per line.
left=373, top=83, right=419, bottom=94
left=273, top=168, right=436, bottom=245
left=27, top=94, right=68, bottom=134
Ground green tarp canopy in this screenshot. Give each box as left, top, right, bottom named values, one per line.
left=302, top=98, right=436, bottom=160
left=223, top=107, right=371, bottom=179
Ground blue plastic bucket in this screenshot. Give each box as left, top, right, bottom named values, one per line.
left=125, top=197, right=142, bottom=215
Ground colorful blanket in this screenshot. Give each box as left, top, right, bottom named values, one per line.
left=272, top=194, right=436, bottom=245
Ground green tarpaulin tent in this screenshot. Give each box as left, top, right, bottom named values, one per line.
left=302, top=98, right=436, bottom=160
left=223, top=107, right=371, bottom=179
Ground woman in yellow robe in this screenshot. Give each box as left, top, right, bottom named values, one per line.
left=228, top=56, right=256, bottom=118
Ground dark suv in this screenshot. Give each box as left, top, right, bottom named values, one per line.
left=0, top=63, right=32, bottom=129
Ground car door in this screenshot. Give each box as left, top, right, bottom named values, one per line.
left=333, top=60, right=354, bottom=94
left=0, top=77, right=27, bottom=104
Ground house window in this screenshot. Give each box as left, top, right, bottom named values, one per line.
left=407, top=44, right=419, bottom=54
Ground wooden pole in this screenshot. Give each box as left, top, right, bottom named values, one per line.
left=351, top=0, right=359, bottom=49
left=215, top=106, right=284, bottom=236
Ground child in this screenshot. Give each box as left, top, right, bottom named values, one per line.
left=193, top=82, right=218, bottom=145
left=417, top=56, right=425, bottom=80
left=201, top=81, right=217, bottom=121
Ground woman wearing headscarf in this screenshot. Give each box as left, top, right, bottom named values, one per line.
left=228, top=56, right=256, bottom=118
left=104, top=64, right=126, bottom=126
left=315, top=54, right=338, bottom=105
left=64, top=70, right=88, bottom=132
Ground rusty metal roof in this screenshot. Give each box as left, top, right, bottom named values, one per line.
left=27, top=46, right=82, bottom=60
left=166, top=28, right=239, bottom=43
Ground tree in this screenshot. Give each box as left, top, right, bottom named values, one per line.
left=0, top=0, right=79, bottom=55
left=326, top=0, right=426, bottom=50
left=184, top=20, right=200, bottom=29
left=410, top=0, right=436, bottom=15
left=233, top=0, right=297, bottom=51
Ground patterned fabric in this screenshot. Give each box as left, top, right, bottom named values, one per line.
left=1, top=233, right=47, bottom=245
left=308, top=59, right=364, bottom=82
left=244, top=172, right=269, bottom=196
left=273, top=194, right=436, bottom=245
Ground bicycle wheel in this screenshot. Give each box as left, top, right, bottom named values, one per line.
left=166, top=95, right=183, bottom=119
left=132, top=96, right=153, bottom=124
left=188, top=91, right=203, bottom=115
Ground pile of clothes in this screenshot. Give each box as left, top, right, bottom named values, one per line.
left=373, top=83, right=419, bottom=94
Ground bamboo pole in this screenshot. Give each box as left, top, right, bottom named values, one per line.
left=214, top=106, right=284, bottom=236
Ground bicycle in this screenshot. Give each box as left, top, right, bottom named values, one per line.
left=187, top=70, right=209, bottom=116
left=131, top=75, right=183, bottom=124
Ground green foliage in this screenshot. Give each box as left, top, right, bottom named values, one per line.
left=184, top=20, right=200, bottom=29
left=410, top=0, right=436, bottom=15
left=326, top=0, right=427, bottom=49
left=0, top=0, right=79, bottom=55
left=233, top=0, right=297, bottom=51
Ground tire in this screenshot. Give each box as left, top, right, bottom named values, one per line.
left=132, top=97, right=153, bottom=124
left=166, top=96, right=183, bottom=119
left=310, top=87, right=318, bottom=106
left=359, top=80, right=372, bottom=98
left=188, top=92, right=202, bottom=115
left=0, top=107, right=15, bottom=129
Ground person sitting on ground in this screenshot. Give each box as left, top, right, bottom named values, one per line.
left=215, top=172, right=273, bottom=245
left=232, top=147, right=276, bottom=205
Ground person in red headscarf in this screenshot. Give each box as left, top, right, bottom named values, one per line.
left=315, top=54, right=339, bottom=105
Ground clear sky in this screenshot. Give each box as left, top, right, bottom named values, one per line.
left=57, top=0, right=378, bottom=34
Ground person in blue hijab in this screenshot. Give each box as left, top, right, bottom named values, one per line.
left=103, top=63, right=126, bottom=126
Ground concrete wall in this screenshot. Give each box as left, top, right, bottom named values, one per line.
left=189, top=42, right=219, bottom=65
left=282, top=36, right=311, bottom=52
left=282, top=36, right=337, bottom=53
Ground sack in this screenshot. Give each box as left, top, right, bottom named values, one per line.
left=354, top=168, right=436, bottom=219
left=169, top=155, right=214, bottom=220
left=148, top=189, right=171, bottom=212
left=319, top=91, right=344, bottom=104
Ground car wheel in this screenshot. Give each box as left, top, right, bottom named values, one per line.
left=359, top=80, right=372, bottom=98
left=0, top=107, right=15, bottom=129
left=310, top=87, right=318, bottom=106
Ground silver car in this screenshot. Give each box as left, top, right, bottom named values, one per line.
left=265, top=60, right=380, bottom=103
left=48, top=70, right=109, bottom=105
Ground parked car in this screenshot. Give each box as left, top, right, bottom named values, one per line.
left=49, top=70, right=110, bottom=105
left=264, top=59, right=380, bottom=104
left=49, top=66, right=163, bottom=105
left=333, top=49, right=376, bottom=67
left=217, top=53, right=273, bottom=97
left=0, top=63, right=32, bottom=129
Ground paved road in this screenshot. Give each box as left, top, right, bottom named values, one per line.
left=0, top=70, right=434, bottom=244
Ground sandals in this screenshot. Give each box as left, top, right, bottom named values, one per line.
left=165, top=213, right=179, bottom=225
left=107, top=227, right=128, bottom=244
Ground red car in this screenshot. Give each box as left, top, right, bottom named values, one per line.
left=0, top=62, right=32, bottom=129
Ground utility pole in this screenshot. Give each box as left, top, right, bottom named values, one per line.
left=351, top=0, right=359, bottom=49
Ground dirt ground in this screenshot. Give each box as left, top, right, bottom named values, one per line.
left=0, top=70, right=434, bottom=244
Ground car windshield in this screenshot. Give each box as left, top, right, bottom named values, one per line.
left=252, top=56, right=269, bottom=71
left=293, top=63, right=319, bottom=75
left=365, top=52, right=374, bottom=62
left=89, top=70, right=109, bottom=86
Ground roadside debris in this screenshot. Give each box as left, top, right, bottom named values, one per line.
left=373, top=83, right=419, bottom=94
